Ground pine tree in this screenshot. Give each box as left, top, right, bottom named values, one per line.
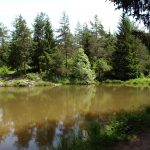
left=0, top=23, right=9, bottom=67
left=74, top=22, right=83, bottom=47
left=39, top=18, right=56, bottom=72
left=57, top=12, right=73, bottom=75
left=32, top=12, right=46, bottom=71
left=81, top=24, right=91, bottom=59
left=112, top=15, right=139, bottom=80
left=9, top=15, right=32, bottom=73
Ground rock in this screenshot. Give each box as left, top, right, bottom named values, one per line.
left=0, top=81, right=3, bottom=87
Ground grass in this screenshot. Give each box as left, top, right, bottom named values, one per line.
left=126, top=78, right=150, bottom=86
left=54, top=107, right=150, bottom=150
left=103, top=77, right=150, bottom=87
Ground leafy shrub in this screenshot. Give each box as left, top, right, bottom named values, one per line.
left=0, top=66, right=10, bottom=76
left=13, top=80, right=26, bottom=87
left=26, top=73, right=41, bottom=81
left=71, top=48, right=95, bottom=84
left=106, top=109, right=150, bottom=141
left=93, top=58, right=112, bottom=81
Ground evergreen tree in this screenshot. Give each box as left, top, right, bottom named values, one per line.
left=45, top=48, right=64, bottom=80
left=9, top=15, right=32, bottom=73
left=134, top=37, right=150, bottom=75
left=39, top=17, right=56, bottom=72
left=102, top=31, right=117, bottom=62
left=112, top=15, right=139, bottom=80
left=0, top=23, right=9, bottom=67
left=71, top=48, right=95, bottom=84
left=81, top=24, right=91, bottom=59
left=57, top=11, right=73, bottom=74
left=32, top=12, right=46, bottom=71
left=89, top=15, right=107, bottom=61
left=74, top=22, right=83, bottom=47
left=32, top=12, right=45, bottom=71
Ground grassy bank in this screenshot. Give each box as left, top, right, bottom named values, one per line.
left=103, top=78, right=150, bottom=87
left=54, top=107, right=150, bottom=150
left=1, top=69, right=150, bottom=87
left=0, top=73, right=59, bottom=87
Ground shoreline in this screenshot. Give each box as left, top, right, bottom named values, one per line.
left=102, top=78, right=150, bottom=88
left=0, top=77, right=150, bottom=88
left=0, top=78, right=61, bottom=87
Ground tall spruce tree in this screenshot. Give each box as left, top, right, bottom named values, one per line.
left=38, top=18, right=56, bottom=72
left=112, top=15, right=139, bottom=80
left=32, top=12, right=46, bottom=71
left=57, top=12, right=73, bottom=75
left=89, top=15, right=106, bottom=60
left=9, top=15, right=32, bottom=73
left=0, top=23, right=9, bottom=67
left=81, top=24, right=91, bottom=59
left=74, top=22, right=83, bottom=47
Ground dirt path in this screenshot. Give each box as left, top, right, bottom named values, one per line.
left=117, top=133, right=150, bottom=150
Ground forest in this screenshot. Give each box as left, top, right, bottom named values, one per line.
left=0, top=12, right=150, bottom=84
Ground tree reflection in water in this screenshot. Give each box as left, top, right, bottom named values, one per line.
left=0, top=85, right=150, bottom=149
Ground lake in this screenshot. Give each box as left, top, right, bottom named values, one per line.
left=0, top=85, right=150, bottom=150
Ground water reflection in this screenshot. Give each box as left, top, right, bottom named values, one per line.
left=0, top=85, right=150, bottom=149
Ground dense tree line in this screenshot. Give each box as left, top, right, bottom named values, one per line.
left=0, top=12, right=150, bottom=83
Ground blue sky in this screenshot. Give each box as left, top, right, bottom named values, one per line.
left=0, top=0, right=123, bottom=32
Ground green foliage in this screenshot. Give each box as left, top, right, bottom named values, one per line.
left=43, top=48, right=65, bottom=80
left=106, top=108, right=150, bottom=141
left=9, top=15, right=32, bottom=73
left=0, top=13, right=149, bottom=84
left=56, top=107, right=150, bottom=150
left=126, top=78, right=150, bottom=86
left=134, top=37, right=150, bottom=75
left=133, top=31, right=150, bottom=51
left=0, top=23, right=9, bottom=67
left=32, top=12, right=56, bottom=72
left=108, top=0, right=149, bottom=29
left=57, top=12, right=73, bottom=75
left=93, top=58, right=112, bottom=81
left=104, top=78, right=150, bottom=87
left=112, top=16, right=139, bottom=80
left=0, top=66, right=10, bottom=76
left=71, top=48, right=95, bottom=84
left=26, top=73, right=41, bottom=81
left=13, top=80, right=27, bottom=87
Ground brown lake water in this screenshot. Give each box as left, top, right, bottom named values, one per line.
left=0, top=85, right=150, bottom=150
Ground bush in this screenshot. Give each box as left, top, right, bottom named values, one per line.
left=93, top=58, right=112, bottom=81
left=13, top=80, right=26, bottom=87
left=71, top=48, right=95, bottom=84
left=0, top=66, right=10, bottom=76
left=26, top=73, right=41, bottom=81
left=106, top=108, right=150, bottom=141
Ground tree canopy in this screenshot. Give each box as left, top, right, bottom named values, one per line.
left=108, top=0, right=150, bottom=30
